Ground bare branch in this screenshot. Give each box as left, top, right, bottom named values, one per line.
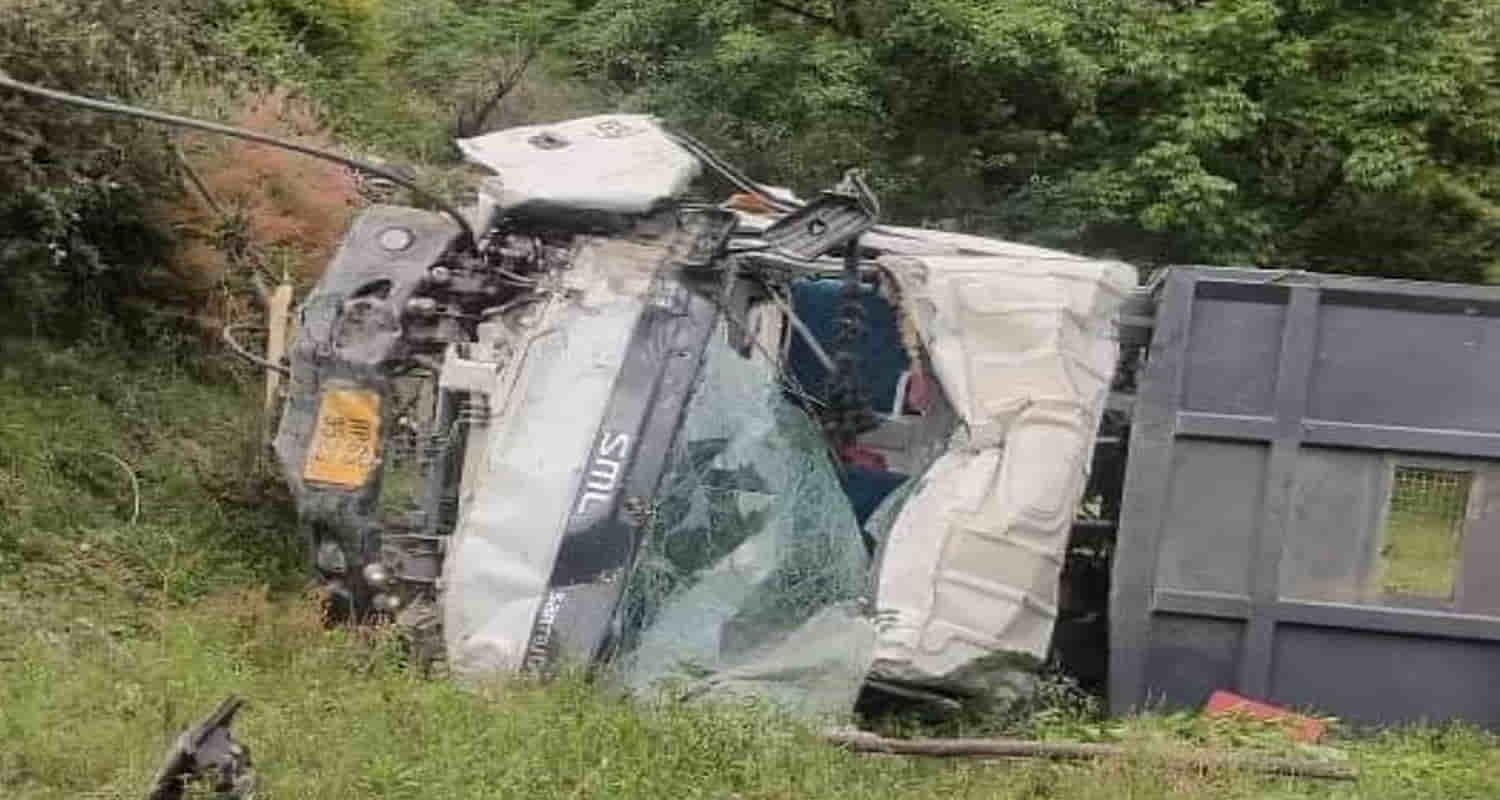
left=453, top=44, right=541, bottom=139
left=172, top=143, right=223, bottom=217
left=763, top=0, right=839, bottom=28
left=823, top=730, right=1357, bottom=781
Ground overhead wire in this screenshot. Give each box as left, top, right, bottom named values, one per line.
left=0, top=71, right=479, bottom=252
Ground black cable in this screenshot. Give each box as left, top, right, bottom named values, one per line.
left=0, top=71, right=479, bottom=252
left=821, top=234, right=877, bottom=446
left=662, top=128, right=803, bottom=213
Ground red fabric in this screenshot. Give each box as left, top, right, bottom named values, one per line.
left=904, top=366, right=932, bottom=414
left=1203, top=690, right=1327, bottom=742
left=724, top=192, right=776, bottom=215
left=838, top=443, right=888, bottom=472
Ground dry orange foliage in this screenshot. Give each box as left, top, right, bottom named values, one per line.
left=164, top=88, right=359, bottom=328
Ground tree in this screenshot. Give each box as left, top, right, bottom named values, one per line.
left=567, top=0, right=1500, bottom=280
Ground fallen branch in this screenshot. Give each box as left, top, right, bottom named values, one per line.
left=822, top=730, right=1356, bottom=781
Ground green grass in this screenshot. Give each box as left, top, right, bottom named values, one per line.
left=3, top=337, right=1500, bottom=799
left=0, top=338, right=302, bottom=610
left=1380, top=513, right=1462, bottom=598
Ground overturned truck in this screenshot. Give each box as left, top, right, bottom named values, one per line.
left=8, top=70, right=1499, bottom=735
left=272, top=115, right=1135, bottom=714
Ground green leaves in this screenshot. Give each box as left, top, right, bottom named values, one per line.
left=570, top=0, right=1500, bottom=279
left=0, top=0, right=210, bottom=334
left=1343, top=131, right=1427, bottom=192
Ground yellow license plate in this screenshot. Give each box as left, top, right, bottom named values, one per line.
left=303, top=387, right=381, bottom=488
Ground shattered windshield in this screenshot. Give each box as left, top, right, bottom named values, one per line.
left=610, top=324, right=875, bottom=716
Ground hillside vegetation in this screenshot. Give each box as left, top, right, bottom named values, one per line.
left=6, top=0, right=1500, bottom=333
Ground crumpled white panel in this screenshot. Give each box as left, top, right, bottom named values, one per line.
left=870, top=252, right=1135, bottom=692
left=441, top=235, right=668, bottom=678
left=441, top=302, right=641, bottom=676
left=457, top=115, right=700, bottom=215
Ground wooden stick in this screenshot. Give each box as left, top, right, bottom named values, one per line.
left=263, top=281, right=294, bottom=415
left=822, top=730, right=1356, bottom=781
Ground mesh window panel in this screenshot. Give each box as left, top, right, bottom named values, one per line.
left=1378, top=467, right=1471, bottom=599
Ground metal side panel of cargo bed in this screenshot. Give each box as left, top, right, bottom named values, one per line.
left=1111, top=267, right=1500, bottom=726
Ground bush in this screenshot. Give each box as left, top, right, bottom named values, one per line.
left=0, top=0, right=229, bottom=336
left=0, top=0, right=605, bottom=339
left=164, top=87, right=361, bottom=332
left=209, top=0, right=593, bottom=159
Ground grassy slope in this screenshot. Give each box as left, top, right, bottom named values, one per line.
left=1, top=338, right=1498, bottom=799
